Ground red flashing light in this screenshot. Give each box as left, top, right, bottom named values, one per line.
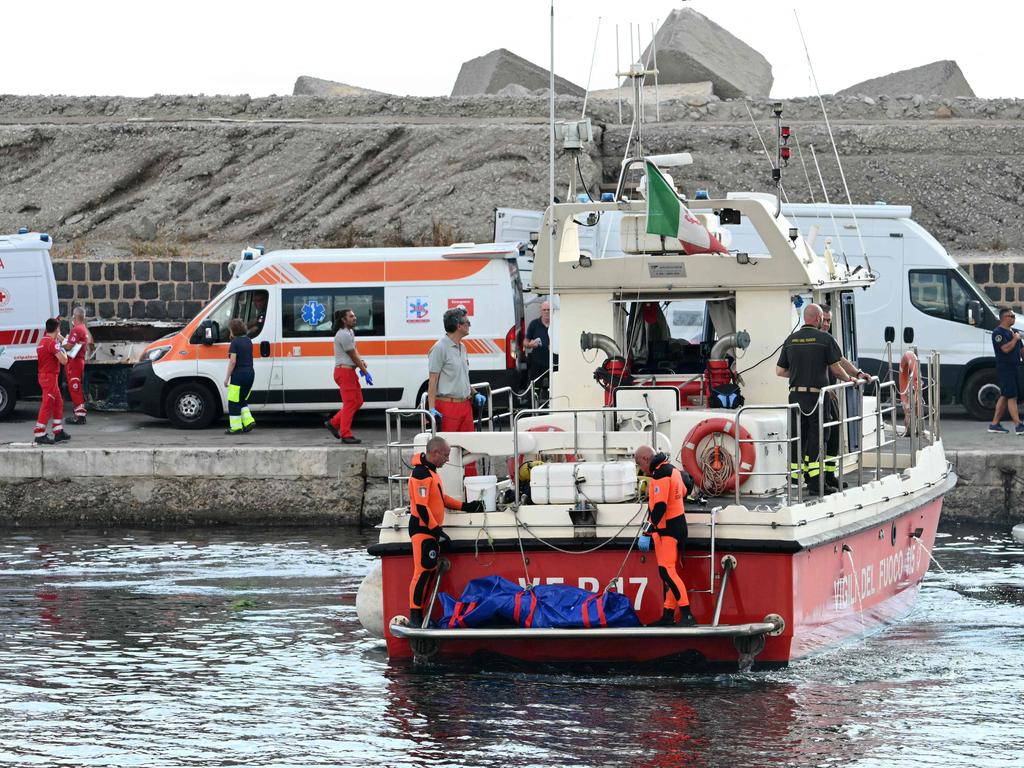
left=781, top=126, right=791, bottom=140
left=781, top=147, right=791, bottom=161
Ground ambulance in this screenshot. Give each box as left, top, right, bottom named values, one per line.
left=128, top=242, right=527, bottom=428
left=0, top=230, right=60, bottom=419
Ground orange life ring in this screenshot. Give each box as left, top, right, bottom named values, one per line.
left=899, top=351, right=920, bottom=412
left=680, top=417, right=756, bottom=493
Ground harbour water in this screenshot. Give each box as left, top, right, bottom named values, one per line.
left=0, top=522, right=1020, bottom=767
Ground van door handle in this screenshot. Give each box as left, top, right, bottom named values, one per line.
left=260, top=340, right=271, bottom=357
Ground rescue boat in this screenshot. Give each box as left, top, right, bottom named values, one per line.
left=356, top=71, right=954, bottom=671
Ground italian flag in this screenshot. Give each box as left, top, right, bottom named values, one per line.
left=645, top=161, right=728, bottom=255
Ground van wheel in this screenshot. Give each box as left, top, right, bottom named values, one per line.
left=166, top=382, right=217, bottom=429
left=0, top=374, right=16, bottom=419
left=962, top=368, right=1001, bottom=421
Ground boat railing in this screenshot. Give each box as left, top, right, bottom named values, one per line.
left=511, top=406, right=657, bottom=504
left=813, top=351, right=942, bottom=497
left=733, top=403, right=802, bottom=506
left=384, top=407, right=439, bottom=510
left=817, top=378, right=874, bottom=498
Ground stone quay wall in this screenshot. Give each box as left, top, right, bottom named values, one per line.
left=53, top=257, right=229, bottom=322
left=0, top=446, right=1020, bottom=529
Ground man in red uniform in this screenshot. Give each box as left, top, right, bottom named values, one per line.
left=407, top=436, right=484, bottom=626
left=35, top=318, right=70, bottom=445
left=63, top=307, right=92, bottom=424
left=635, top=445, right=696, bottom=626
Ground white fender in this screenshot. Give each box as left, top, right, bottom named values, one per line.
left=355, top=560, right=385, bottom=638
left=1012, top=523, right=1024, bottom=545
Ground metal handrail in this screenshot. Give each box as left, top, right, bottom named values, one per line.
left=817, top=377, right=874, bottom=498
left=385, top=407, right=438, bottom=509
left=733, top=402, right=802, bottom=506
left=511, top=406, right=657, bottom=505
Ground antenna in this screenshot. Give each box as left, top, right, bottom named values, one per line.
left=580, top=16, right=601, bottom=119
left=615, top=24, right=622, bottom=123
left=794, top=10, right=873, bottom=276
left=547, top=0, right=556, bottom=393
left=612, top=26, right=659, bottom=200
left=809, top=142, right=850, bottom=271
left=651, top=20, right=660, bottom=122
left=794, top=135, right=816, bottom=204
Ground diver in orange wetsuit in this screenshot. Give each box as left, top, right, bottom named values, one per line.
left=407, top=436, right=484, bottom=626
left=635, top=445, right=697, bottom=627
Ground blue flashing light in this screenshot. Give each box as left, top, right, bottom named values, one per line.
left=18, top=227, right=28, bottom=234
left=40, top=234, right=50, bottom=242
left=600, top=192, right=614, bottom=202
left=576, top=193, right=592, bottom=203
left=792, top=295, right=805, bottom=309
left=695, top=189, right=710, bottom=200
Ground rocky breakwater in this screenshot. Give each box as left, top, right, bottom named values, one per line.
left=2, top=92, right=1023, bottom=326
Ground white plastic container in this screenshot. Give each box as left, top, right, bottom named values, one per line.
left=530, top=461, right=637, bottom=504
left=464, top=475, right=498, bottom=511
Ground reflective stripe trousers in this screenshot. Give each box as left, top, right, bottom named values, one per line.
left=227, top=369, right=255, bottom=433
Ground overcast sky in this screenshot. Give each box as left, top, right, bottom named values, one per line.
left=7, top=0, right=1020, bottom=99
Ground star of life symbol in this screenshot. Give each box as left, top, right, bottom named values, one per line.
left=409, top=299, right=428, bottom=319
left=653, top=486, right=662, bottom=494
left=301, top=300, right=325, bottom=325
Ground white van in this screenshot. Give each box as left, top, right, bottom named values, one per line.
left=495, top=203, right=1014, bottom=419
left=128, top=243, right=527, bottom=428
left=0, top=230, right=59, bottom=419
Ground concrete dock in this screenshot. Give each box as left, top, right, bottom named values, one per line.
left=1, top=406, right=1022, bottom=528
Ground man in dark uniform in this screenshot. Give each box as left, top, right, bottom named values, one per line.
left=776, top=303, right=855, bottom=494
left=820, top=305, right=872, bottom=487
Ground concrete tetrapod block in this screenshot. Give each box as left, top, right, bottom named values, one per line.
left=838, top=60, right=975, bottom=99
left=292, top=76, right=384, bottom=97
left=641, top=9, right=773, bottom=99
left=451, top=48, right=584, bottom=97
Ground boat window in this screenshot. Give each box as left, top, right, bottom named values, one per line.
left=625, top=299, right=707, bottom=375
left=281, top=287, right=385, bottom=338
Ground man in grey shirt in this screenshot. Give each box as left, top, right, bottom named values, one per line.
left=427, top=308, right=485, bottom=473
left=327, top=308, right=370, bottom=444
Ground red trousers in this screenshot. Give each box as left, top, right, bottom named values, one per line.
left=35, top=374, right=64, bottom=436
left=66, top=360, right=86, bottom=417
left=330, top=367, right=363, bottom=438
left=435, top=399, right=477, bottom=477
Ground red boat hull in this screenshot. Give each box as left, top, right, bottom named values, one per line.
left=377, top=495, right=943, bottom=667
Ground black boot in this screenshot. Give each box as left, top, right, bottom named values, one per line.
left=677, top=606, right=698, bottom=627
left=409, top=608, right=424, bottom=627
left=652, top=608, right=676, bottom=626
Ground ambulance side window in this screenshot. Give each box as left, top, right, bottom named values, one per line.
left=281, top=287, right=385, bottom=338
left=194, top=290, right=267, bottom=344
left=201, top=296, right=236, bottom=344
